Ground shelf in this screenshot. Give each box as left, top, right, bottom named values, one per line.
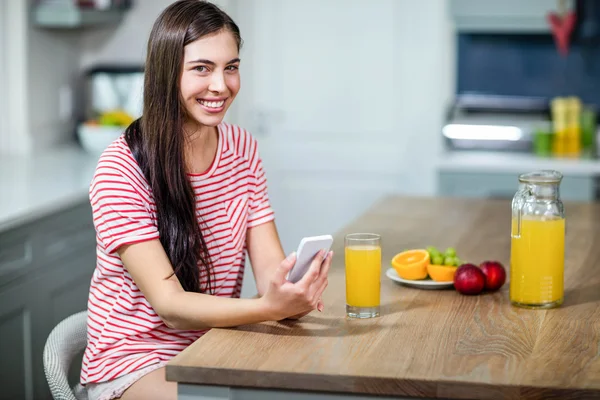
left=32, top=5, right=129, bottom=29
left=450, top=0, right=575, bottom=34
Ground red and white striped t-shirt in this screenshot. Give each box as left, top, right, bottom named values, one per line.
left=81, top=122, right=275, bottom=384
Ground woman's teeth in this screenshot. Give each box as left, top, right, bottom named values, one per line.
left=199, top=100, right=225, bottom=108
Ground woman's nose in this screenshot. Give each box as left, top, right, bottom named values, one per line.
left=208, top=72, right=226, bottom=92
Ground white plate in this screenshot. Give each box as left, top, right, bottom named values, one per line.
left=385, top=268, right=454, bottom=290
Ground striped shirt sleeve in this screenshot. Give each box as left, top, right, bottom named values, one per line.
left=89, top=162, right=160, bottom=254
left=247, top=148, right=275, bottom=228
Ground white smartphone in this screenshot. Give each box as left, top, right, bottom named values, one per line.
left=286, top=234, right=334, bottom=283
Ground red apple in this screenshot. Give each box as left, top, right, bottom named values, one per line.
left=453, top=264, right=485, bottom=295
left=479, top=261, right=506, bottom=291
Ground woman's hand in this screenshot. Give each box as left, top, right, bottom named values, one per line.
left=285, top=295, right=324, bottom=320
left=260, top=250, right=332, bottom=321
left=285, top=298, right=324, bottom=320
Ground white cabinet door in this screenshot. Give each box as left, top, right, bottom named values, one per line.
left=233, top=0, right=400, bottom=250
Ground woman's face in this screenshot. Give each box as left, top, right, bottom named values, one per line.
left=180, top=29, right=240, bottom=129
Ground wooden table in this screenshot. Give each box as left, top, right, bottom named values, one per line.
left=166, top=196, right=600, bottom=400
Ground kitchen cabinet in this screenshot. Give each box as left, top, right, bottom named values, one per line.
left=0, top=201, right=96, bottom=400
left=438, top=170, right=598, bottom=201
left=32, top=2, right=131, bottom=29
left=436, top=151, right=600, bottom=201
left=451, top=0, right=575, bottom=33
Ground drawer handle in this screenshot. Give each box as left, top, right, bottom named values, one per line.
left=0, top=239, right=33, bottom=275
left=43, top=228, right=92, bottom=258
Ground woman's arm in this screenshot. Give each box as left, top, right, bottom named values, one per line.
left=245, top=221, right=286, bottom=297
left=118, top=238, right=331, bottom=330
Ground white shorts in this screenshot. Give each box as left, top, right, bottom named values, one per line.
left=81, top=361, right=167, bottom=400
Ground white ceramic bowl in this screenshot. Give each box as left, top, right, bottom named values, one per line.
left=77, top=123, right=125, bottom=155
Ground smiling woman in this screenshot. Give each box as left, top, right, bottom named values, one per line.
left=78, top=1, right=332, bottom=400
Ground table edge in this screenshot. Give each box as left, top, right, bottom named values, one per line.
left=165, top=364, right=599, bottom=398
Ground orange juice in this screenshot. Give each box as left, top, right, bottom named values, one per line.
left=510, top=215, right=565, bottom=307
left=345, top=245, right=381, bottom=307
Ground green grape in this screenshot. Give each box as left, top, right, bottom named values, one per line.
left=444, top=247, right=457, bottom=257
left=432, top=255, right=444, bottom=265
left=444, top=256, right=455, bottom=266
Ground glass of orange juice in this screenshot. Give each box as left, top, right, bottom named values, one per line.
left=510, top=170, right=565, bottom=309
left=345, top=233, right=381, bottom=318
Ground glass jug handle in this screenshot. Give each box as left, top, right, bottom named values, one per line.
left=511, top=186, right=531, bottom=239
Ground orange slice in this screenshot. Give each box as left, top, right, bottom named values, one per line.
left=391, top=249, right=429, bottom=280
left=426, top=264, right=457, bottom=282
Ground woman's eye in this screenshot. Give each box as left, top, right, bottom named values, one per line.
left=194, top=66, right=208, bottom=73
left=225, top=65, right=239, bottom=71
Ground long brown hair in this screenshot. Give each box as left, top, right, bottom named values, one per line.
left=125, top=0, right=242, bottom=293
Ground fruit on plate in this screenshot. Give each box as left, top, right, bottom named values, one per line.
left=99, top=109, right=134, bottom=127
left=453, top=263, right=486, bottom=295
left=427, top=246, right=461, bottom=267
left=391, top=249, right=429, bottom=280
left=426, top=263, right=457, bottom=282
left=479, top=261, right=506, bottom=291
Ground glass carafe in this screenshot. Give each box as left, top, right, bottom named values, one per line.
left=510, top=170, right=565, bottom=309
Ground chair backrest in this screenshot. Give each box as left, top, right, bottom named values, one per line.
left=43, top=311, right=88, bottom=400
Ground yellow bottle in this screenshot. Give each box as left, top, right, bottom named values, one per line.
left=565, top=96, right=582, bottom=157
left=510, top=170, right=565, bottom=309
left=551, top=97, right=567, bottom=156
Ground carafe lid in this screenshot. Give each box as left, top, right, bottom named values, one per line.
left=518, top=170, right=562, bottom=184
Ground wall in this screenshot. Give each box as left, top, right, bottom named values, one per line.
left=1, top=0, right=81, bottom=154
left=2, top=0, right=29, bottom=153
left=27, top=20, right=80, bottom=150
left=393, top=0, right=456, bottom=195
left=79, top=1, right=169, bottom=70
left=458, top=33, right=600, bottom=108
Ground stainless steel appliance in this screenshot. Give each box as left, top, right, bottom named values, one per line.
left=442, top=94, right=551, bottom=152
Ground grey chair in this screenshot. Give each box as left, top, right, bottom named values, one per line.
left=43, top=311, right=89, bottom=400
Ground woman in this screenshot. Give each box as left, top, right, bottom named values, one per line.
left=80, top=1, right=332, bottom=399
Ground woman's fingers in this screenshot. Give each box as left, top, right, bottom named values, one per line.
left=273, top=252, right=296, bottom=285
left=319, top=251, right=333, bottom=280
left=297, top=249, right=325, bottom=288
left=309, top=251, right=332, bottom=300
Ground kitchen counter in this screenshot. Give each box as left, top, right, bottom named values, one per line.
left=166, top=196, right=600, bottom=399
left=436, top=151, right=600, bottom=201
left=0, top=145, right=99, bottom=233
left=436, top=151, right=600, bottom=175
